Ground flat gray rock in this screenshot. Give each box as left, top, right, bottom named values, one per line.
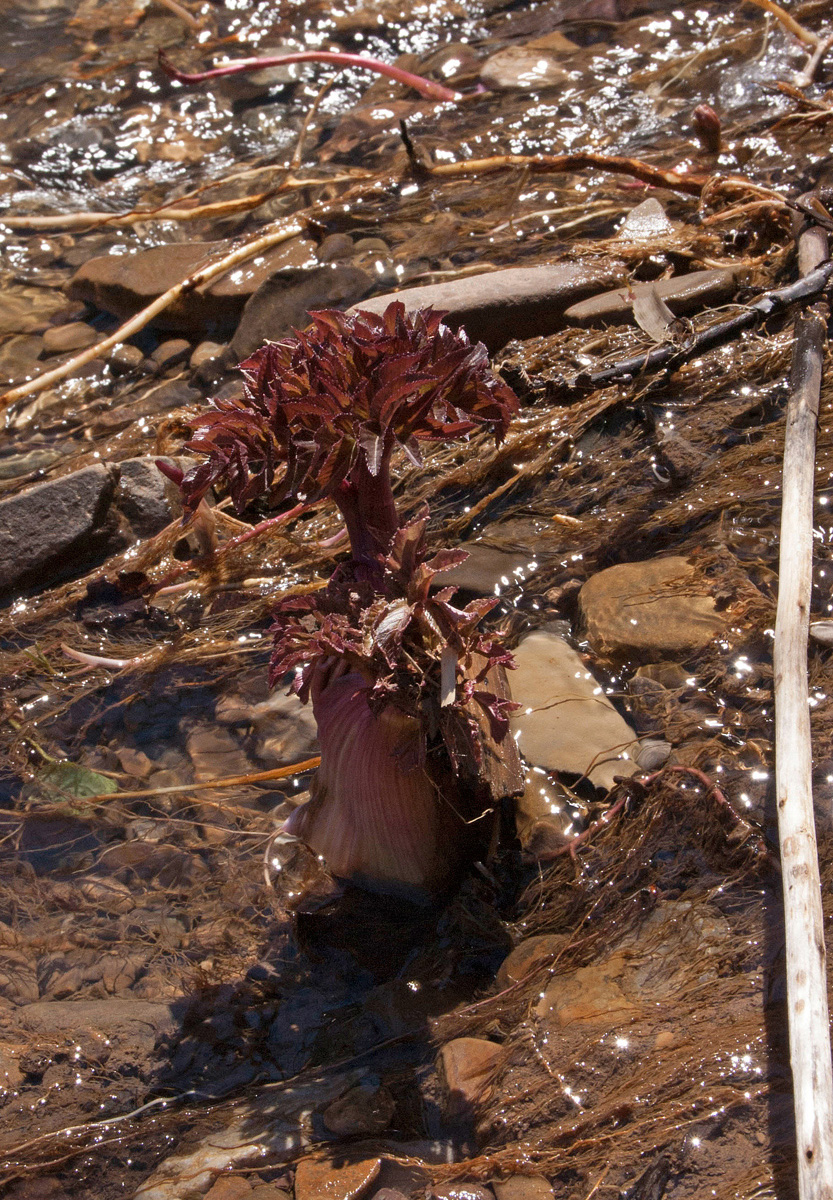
left=349, top=262, right=623, bottom=351
left=114, top=456, right=194, bottom=538
left=0, top=463, right=116, bottom=595
left=230, top=263, right=371, bottom=362
left=563, top=267, right=740, bottom=326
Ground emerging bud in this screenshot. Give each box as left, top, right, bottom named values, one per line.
left=691, top=103, right=721, bottom=155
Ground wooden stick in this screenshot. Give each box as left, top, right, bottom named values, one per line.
left=0, top=220, right=303, bottom=412
left=426, top=151, right=708, bottom=196
left=73, top=755, right=322, bottom=805
left=743, top=0, right=820, bottom=47
left=774, top=215, right=833, bottom=1200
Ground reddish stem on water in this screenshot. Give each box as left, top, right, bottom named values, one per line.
left=158, top=48, right=461, bottom=103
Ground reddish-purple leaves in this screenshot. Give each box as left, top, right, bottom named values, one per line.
left=269, top=510, right=519, bottom=772
left=175, top=303, right=521, bottom=780
left=179, top=302, right=518, bottom=532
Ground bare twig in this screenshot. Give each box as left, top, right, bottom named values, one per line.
left=743, top=0, right=819, bottom=47
left=0, top=174, right=364, bottom=231
left=64, top=756, right=322, bottom=806
left=774, top=214, right=833, bottom=1200
left=578, top=259, right=833, bottom=389
left=153, top=0, right=202, bottom=30
left=425, top=151, right=708, bottom=196
left=0, top=219, right=303, bottom=413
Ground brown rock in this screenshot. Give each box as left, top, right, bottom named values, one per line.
left=432, top=1188, right=494, bottom=1200
left=563, top=267, right=740, bottom=326
left=322, top=1081, right=395, bottom=1137
left=294, top=1157, right=381, bottom=1200
left=480, top=43, right=573, bottom=90
left=249, top=1188, right=291, bottom=1200
left=534, top=952, right=641, bottom=1026
left=493, top=1179, right=553, bottom=1200
left=191, top=339, right=226, bottom=368
left=513, top=771, right=578, bottom=858
left=0, top=333, right=45, bottom=383
left=438, top=1037, right=503, bottom=1115
left=151, top=337, right=191, bottom=369
left=67, top=236, right=318, bottom=334
left=437, top=545, right=540, bottom=595
left=578, top=557, right=726, bottom=655
left=116, top=747, right=155, bottom=778
left=230, top=264, right=372, bottom=362
left=349, top=262, right=623, bottom=351
left=42, top=321, right=101, bottom=353
left=508, top=631, right=640, bottom=789
left=0, top=284, right=69, bottom=335
left=0, top=951, right=38, bottom=1005
left=205, top=1178, right=252, bottom=1200
left=186, top=725, right=253, bottom=782
left=108, top=343, right=146, bottom=374
left=0, top=1044, right=23, bottom=1089
left=496, top=935, right=570, bottom=988
left=4, top=1179, right=70, bottom=1200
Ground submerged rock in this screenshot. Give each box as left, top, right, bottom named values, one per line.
left=514, top=769, right=583, bottom=857
left=479, top=38, right=575, bottom=91
left=230, top=264, right=372, bottom=362
left=492, top=1179, right=554, bottom=1200
left=578, top=557, right=726, bottom=655
left=0, top=283, right=69, bottom=335
left=292, top=1156, right=382, bottom=1200
left=438, top=1037, right=503, bottom=1118
left=134, top=1070, right=366, bottom=1200
left=508, top=630, right=640, bottom=789
left=42, top=320, right=101, bottom=354
left=534, top=951, right=641, bottom=1026
left=349, top=262, right=623, bottom=351
left=563, top=267, right=740, bottom=326
left=496, top=934, right=570, bottom=988
left=439, top=544, right=540, bottom=595
left=0, top=333, right=45, bottom=384
left=322, top=1081, right=395, bottom=1137
left=67, top=236, right=318, bottom=334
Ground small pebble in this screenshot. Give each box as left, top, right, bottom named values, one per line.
left=152, top=338, right=191, bottom=370
left=42, top=321, right=100, bottom=354
left=810, top=620, right=833, bottom=645
left=190, top=339, right=226, bottom=369
left=108, top=343, right=146, bottom=374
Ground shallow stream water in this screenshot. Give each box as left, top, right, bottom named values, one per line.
left=1, top=0, right=833, bottom=1197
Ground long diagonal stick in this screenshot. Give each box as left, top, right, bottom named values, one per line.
left=774, top=217, right=833, bottom=1200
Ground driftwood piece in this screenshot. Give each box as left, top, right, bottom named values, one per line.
left=0, top=220, right=304, bottom=413
left=580, top=258, right=833, bottom=390
left=774, top=221, right=833, bottom=1200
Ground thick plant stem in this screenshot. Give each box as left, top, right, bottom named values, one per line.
left=774, top=221, right=833, bottom=1200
